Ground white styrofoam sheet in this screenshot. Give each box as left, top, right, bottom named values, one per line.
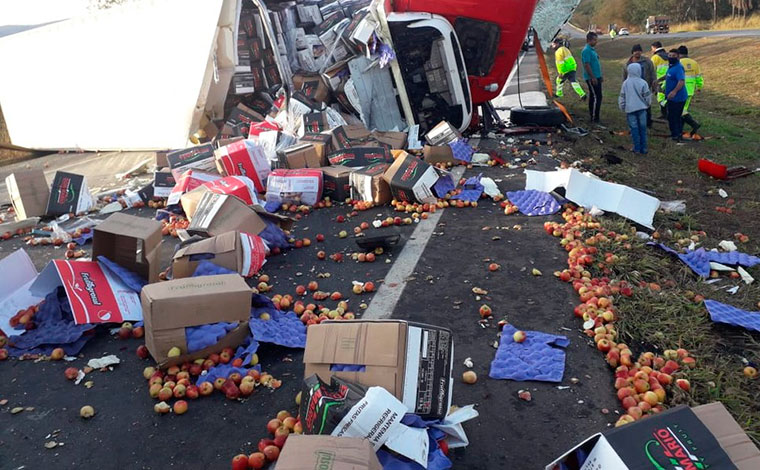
left=0, top=0, right=232, bottom=151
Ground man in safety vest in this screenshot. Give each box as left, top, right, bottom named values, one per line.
left=551, top=38, right=586, bottom=100
left=650, top=41, right=669, bottom=118
left=678, top=45, right=703, bottom=136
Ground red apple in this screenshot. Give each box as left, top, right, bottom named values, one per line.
left=263, top=445, right=280, bottom=462
left=231, top=454, right=249, bottom=470
left=136, top=345, right=149, bottom=359
left=64, top=367, right=79, bottom=380
left=258, top=438, right=275, bottom=453
left=132, top=326, right=144, bottom=338
left=267, top=418, right=283, bottom=435
left=173, top=400, right=188, bottom=415
left=248, top=452, right=266, bottom=469
left=199, top=381, right=214, bottom=396
left=50, top=348, right=65, bottom=360
left=185, top=385, right=199, bottom=399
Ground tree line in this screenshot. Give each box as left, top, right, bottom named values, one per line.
left=573, top=0, right=755, bottom=29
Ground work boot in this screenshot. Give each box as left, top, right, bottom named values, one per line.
left=683, top=114, right=701, bottom=136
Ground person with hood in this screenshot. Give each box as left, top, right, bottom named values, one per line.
left=619, top=63, right=652, bottom=154
left=665, top=49, right=688, bottom=141
left=650, top=41, right=669, bottom=118
left=623, top=44, right=656, bottom=127
left=551, top=38, right=586, bottom=100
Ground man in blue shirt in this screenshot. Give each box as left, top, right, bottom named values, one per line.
left=665, top=49, right=688, bottom=141
left=581, top=32, right=603, bottom=123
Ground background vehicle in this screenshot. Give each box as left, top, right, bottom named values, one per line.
left=646, top=16, right=669, bottom=34
left=618, top=27, right=629, bottom=35
left=522, top=26, right=535, bottom=51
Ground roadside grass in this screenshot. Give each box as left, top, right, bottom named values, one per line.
left=672, top=14, right=760, bottom=33
left=547, top=36, right=760, bottom=439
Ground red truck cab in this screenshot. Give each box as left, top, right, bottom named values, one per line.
left=392, top=0, right=539, bottom=105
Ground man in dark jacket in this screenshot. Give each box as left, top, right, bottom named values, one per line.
left=623, top=44, right=656, bottom=127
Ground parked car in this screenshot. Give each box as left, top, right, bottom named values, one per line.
left=618, top=28, right=630, bottom=36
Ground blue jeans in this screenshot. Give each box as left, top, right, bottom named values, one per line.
left=627, top=109, right=648, bottom=153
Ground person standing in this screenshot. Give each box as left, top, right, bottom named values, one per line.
left=551, top=38, right=586, bottom=100
left=665, top=49, right=688, bottom=141
left=582, top=32, right=603, bottom=123
left=650, top=41, right=669, bottom=118
left=623, top=44, right=656, bottom=127
left=678, top=45, right=703, bottom=136
left=619, top=63, right=652, bottom=154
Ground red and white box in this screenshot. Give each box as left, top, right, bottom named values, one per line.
left=214, top=139, right=272, bottom=193
left=30, top=260, right=143, bottom=325
left=167, top=169, right=221, bottom=206
left=265, top=168, right=323, bottom=206
left=204, top=176, right=259, bottom=206
left=247, top=120, right=281, bottom=139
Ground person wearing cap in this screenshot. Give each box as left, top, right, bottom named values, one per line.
left=623, top=44, right=656, bottom=128
left=677, top=45, right=703, bottom=136
left=551, top=38, right=586, bottom=100
left=665, top=49, right=688, bottom=141
left=650, top=41, right=669, bottom=118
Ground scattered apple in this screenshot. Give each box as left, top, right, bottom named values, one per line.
left=50, top=348, right=65, bottom=360
left=80, top=405, right=96, bottom=419
left=462, top=371, right=477, bottom=384
left=513, top=330, right=526, bottom=343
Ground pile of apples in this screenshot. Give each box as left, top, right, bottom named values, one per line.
left=231, top=409, right=303, bottom=469
left=160, top=215, right=189, bottom=237
left=140, top=347, right=280, bottom=415
left=545, top=207, right=696, bottom=427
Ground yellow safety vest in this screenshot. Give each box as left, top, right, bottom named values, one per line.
left=680, top=57, right=703, bottom=96
left=555, top=47, right=577, bottom=75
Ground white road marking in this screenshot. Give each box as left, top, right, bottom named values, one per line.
left=363, top=165, right=466, bottom=319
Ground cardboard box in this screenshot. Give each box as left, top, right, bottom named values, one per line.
left=186, top=192, right=267, bottom=237
left=166, top=143, right=217, bottom=174
left=172, top=231, right=267, bottom=279
left=276, top=436, right=382, bottom=470
left=372, top=130, right=407, bottom=150
left=327, top=147, right=393, bottom=168
left=92, top=213, right=163, bottom=284
left=301, top=112, right=329, bottom=134
left=46, top=171, right=93, bottom=216
left=141, top=274, right=251, bottom=364
left=265, top=169, right=323, bottom=207
left=293, top=73, right=330, bottom=104
left=299, top=133, right=332, bottom=164
left=382, top=153, right=439, bottom=204
left=350, top=164, right=391, bottom=205
left=425, top=120, right=462, bottom=146
left=5, top=170, right=49, bottom=220
left=180, top=176, right=259, bottom=220
left=166, top=169, right=221, bottom=206
left=328, top=124, right=371, bottom=150
left=303, top=320, right=454, bottom=420
left=155, top=151, right=170, bottom=168
left=30, top=260, right=143, bottom=325
left=232, top=72, right=255, bottom=94
left=278, top=143, right=322, bottom=169
left=225, top=103, right=265, bottom=137
left=214, top=139, right=271, bottom=192
left=423, top=144, right=456, bottom=165
left=321, top=165, right=352, bottom=202
left=546, top=402, right=760, bottom=470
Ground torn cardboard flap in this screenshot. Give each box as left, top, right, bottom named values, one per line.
left=167, top=169, right=221, bottom=206
left=303, top=320, right=453, bottom=420
left=525, top=169, right=660, bottom=229
left=0, top=249, right=43, bottom=334
left=92, top=213, right=163, bottom=284
left=180, top=176, right=260, bottom=220
left=276, top=435, right=382, bottom=470
left=187, top=192, right=267, bottom=237
left=5, top=169, right=50, bottom=220
left=172, top=231, right=267, bottom=279
left=141, top=274, right=251, bottom=363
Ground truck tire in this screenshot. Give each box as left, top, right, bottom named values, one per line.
left=510, top=106, right=566, bottom=127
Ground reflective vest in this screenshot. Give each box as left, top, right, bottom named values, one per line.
left=680, top=57, right=703, bottom=96
left=651, top=49, right=669, bottom=87
left=555, top=46, right=578, bottom=75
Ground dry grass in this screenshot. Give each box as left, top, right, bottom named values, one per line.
left=672, top=14, right=760, bottom=33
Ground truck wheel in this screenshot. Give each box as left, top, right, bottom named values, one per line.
left=510, top=106, right=566, bottom=127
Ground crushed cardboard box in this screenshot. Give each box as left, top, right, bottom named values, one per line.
left=303, top=319, right=454, bottom=420
left=92, top=213, right=163, bottom=284
left=5, top=169, right=50, bottom=220
left=265, top=168, right=323, bottom=207
left=167, top=169, right=221, bottom=206
left=276, top=435, right=382, bottom=470
left=214, top=139, right=271, bottom=192
left=172, top=231, right=267, bottom=279
left=180, top=176, right=259, bottom=220
left=141, top=274, right=251, bottom=364
left=187, top=192, right=267, bottom=237
left=547, top=402, right=760, bottom=470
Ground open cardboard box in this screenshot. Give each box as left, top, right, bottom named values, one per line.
left=350, top=163, right=391, bottom=205
left=140, top=273, right=251, bottom=365
left=276, top=435, right=382, bottom=470
left=172, top=231, right=267, bottom=279
left=92, top=213, right=163, bottom=284
left=5, top=169, right=50, bottom=220
left=186, top=193, right=267, bottom=237
left=546, top=402, right=760, bottom=470
left=303, top=319, right=454, bottom=420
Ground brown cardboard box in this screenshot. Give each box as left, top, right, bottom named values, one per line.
left=155, top=151, right=170, bottom=168
left=276, top=435, right=382, bottom=470
left=172, top=231, right=267, bottom=279
left=278, top=143, right=322, bottom=169
left=350, top=164, right=391, bottom=205
left=422, top=144, right=456, bottom=165
left=547, top=402, right=760, bottom=469
left=425, top=120, right=462, bottom=146
left=372, top=130, right=407, bottom=150
left=187, top=193, right=267, bottom=237
left=327, top=124, right=371, bottom=150
left=141, top=274, right=251, bottom=364
left=303, top=320, right=453, bottom=420
left=299, top=133, right=332, bottom=165
left=382, top=153, right=439, bottom=204
left=293, top=73, right=330, bottom=104
left=5, top=170, right=49, bottom=220
left=92, top=213, right=163, bottom=283
left=321, top=165, right=352, bottom=202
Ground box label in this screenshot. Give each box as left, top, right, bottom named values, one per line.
left=240, top=232, right=267, bottom=277
left=403, top=326, right=452, bottom=418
